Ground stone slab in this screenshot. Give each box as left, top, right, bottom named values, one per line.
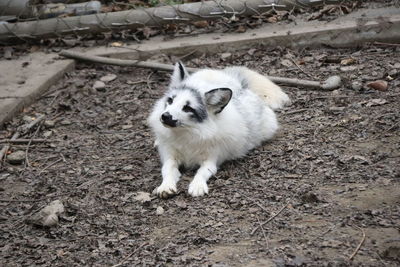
left=0, top=52, right=74, bottom=128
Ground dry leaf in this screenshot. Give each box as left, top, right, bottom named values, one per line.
left=192, top=20, right=209, bottom=28
left=365, top=98, right=388, bottom=107
left=367, top=80, right=388, bottom=91
left=111, top=42, right=123, bottom=47
left=266, top=16, right=278, bottom=23
left=133, top=192, right=152, bottom=202
left=281, top=59, right=293, bottom=67
left=340, top=58, right=356, bottom=65
left=236, top=25, right=246, bottom=33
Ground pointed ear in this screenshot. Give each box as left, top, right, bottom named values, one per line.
left=205, top=88, right=232, bottom=114
left=170, top=61, right=189, bottom=87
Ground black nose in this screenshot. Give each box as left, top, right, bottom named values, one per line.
left=161, top=112, right=178, bottom=127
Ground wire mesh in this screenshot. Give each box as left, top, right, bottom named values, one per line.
left=0, top=0, right=359, bottom=44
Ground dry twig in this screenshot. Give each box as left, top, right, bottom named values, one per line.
left=0, top=138, right=49, bottom=144
left=349, top=226, right=366, bottom=261
left=60, top=50, right=342, bottom=90
left=112, top=242, right=148, bottom=267
left=0, top=115, right=45, bottom=164
left=251, top=203, right=289, bottom=235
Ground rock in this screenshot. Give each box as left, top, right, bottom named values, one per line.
left=340, top=66, right=357, bottom=72
left=60, top=119, right=72, bottom=125
left=367, top=80, right=388, bottom=91
left=75, top=80, right=85, bottom=88
left=22, top=115, right=34, bottom=122
left=122, top=165, right=133, bottom=171
left=100, top=74, right=117, bottom=83
left=6, top=151, right=25, bottom=164
left=27, top=200, right=65, bottom=227
left=122, top=125, right=133, bottom=130
left=93, top=81, right=106, bottom=91
left=43, top=130, right=53, bottom=138
left=351, top=81, right=363, bottom=91
left=156, top=206, right=165, bottom=215
left=220, top=53, right=232, bottom=60
left=43, top=120, right=55, bottom=128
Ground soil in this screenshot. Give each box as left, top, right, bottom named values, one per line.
left=1, top=43, right=400, bottom=266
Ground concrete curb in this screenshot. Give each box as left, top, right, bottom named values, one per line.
left=0, top=53, right=75, bottom=128
left=0, top=7, right=399, bottom=128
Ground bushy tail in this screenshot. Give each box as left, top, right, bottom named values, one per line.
left=223, top=67, right=290, bottom=110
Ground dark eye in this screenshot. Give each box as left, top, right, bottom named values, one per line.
left=167, top=97, right=173, bottom=104
left=182, top=105, right=194, bottom=113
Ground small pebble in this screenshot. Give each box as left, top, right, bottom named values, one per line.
left=60, top=119, right=72, bottom=126
left=156, top=206, right=164, bottom=215
left=100, top=74, right=117, bottom=83
left=351, top=81, right=363, bottom=91
left=43, top=120, right=55, bottom=128
left=220, top=52, right=232, bottom=60
left=43, top=130, right=53, bottom=138
left=6, top=151, right=25, bottom=164
left=93, top=81, right=106, bottom=91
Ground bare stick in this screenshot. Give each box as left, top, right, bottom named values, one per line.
left=251, top=203, right=289, bottom=235
left=0, top=115, right=45, bottom=164
left=349, top=226, right=366, bottom=261
left=38, top=158, right=63, bottom=176
left=112, top=242, right=148, bottom=267
left=0, top=139, right=49, bottom=144
left=60, top=50, right=342, bottom=90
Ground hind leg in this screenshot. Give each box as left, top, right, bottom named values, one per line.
left=260, top=106, right=279, bottom=141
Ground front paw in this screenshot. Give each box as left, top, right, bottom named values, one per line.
left=188, top=179, right=209, bottom=197
left=153, top=182, right=177, bottom=199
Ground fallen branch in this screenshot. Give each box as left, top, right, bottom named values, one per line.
left=112, top=242, right=148, bottom=267
left=0, top=138, right=49, bottom=144
left=0, top=115, right=45, bottom=164
left=60, top=50, right=342, bottom=90
left=349, top=226, right=366, bottom=261
left=251, top=203, right=289, bottom=235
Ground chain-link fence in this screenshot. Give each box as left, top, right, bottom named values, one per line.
left=0, top=0, right=355, bottom=44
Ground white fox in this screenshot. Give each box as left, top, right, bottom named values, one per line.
left=148, top=62, right=290, bottom=198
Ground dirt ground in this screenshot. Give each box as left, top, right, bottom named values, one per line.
left=1, top=43, right=400, bottom=266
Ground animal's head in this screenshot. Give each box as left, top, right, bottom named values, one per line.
left=159, top=62, right=232, bottom=128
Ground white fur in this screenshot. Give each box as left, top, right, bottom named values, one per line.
left=148, top=63, right=290, bottom=198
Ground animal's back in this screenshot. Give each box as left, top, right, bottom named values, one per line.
left=223, top=66, right=290, bottom=110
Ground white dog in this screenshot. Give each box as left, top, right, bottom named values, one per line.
left=148, top=62, right=290, bottom=198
